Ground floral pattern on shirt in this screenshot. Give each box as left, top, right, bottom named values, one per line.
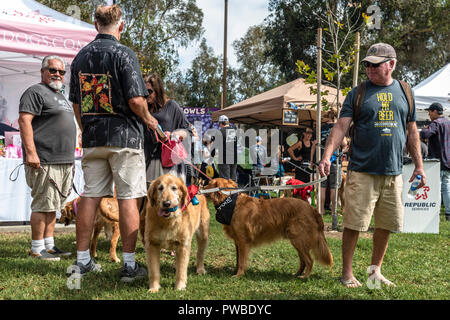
left=79, top=72, right=115, bottom=115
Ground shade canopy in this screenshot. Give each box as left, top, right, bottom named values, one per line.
left=413, top=63, right=450, bottom=121
left=0, top=0, right=96, bottom=127
left=212, top=78, right=345, bottom=128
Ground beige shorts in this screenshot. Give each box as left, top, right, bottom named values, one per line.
left=25, top=164, right=73, bottom=212
left=343, top=170, right=404, bottom=232
left=82, top=147, right=147, bottom=199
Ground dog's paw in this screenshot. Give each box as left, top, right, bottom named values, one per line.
left=111, top=257, right=121, bottom=263
left=175, top=283, right=187, bottom=291
left=196, top=267, right=206, bottom=275
left=148, top=286, right=160, bottom=293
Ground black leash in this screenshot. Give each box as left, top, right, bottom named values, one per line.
left=9, top=163, right=79, bottom=198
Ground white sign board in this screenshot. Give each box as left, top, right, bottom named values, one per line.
left=402, top=160, right=441, bottom=233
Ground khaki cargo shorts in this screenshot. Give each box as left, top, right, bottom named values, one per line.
left=343, top=170, right=404, bottom=232
left=25, top=164, right=73, bottom=212
left=82, top=147, right=146, bottom=199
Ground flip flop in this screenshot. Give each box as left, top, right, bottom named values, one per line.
left=340, top=277, right=362, bottom=288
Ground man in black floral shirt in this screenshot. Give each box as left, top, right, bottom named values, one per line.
left=68, top=4, right=158, bottom=282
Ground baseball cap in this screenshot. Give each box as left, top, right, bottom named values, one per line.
left=256, top=136, right=262, bottom=142
left=425, top=102, right=443, bottom=114
left=362, top=43, right=397, bottom=64
left=218, top=115, right=229, bottom=122
left=203, top=134, right=212, bottom=142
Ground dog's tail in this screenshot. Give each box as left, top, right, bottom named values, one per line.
left=312, top=208, right=333, bottom=268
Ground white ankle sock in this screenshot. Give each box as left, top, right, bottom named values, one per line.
left=31, top=239, right=45, bottom=254
left=123, top=252, right=135, bottom=269
left=77, top=249, right=91, bottom=266
left=44, top=237, right=55, bottom=250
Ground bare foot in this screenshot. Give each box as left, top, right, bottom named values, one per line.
left=367, top=266, right=396, bottom=287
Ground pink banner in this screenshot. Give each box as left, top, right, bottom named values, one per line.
left=0, top=18, right=97, bottom=60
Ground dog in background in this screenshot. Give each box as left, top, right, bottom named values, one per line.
left=60, top=196, right=121, bottom=263
left=337, top=172, right=346, bottom=213
left=205, top=178, right=333, bottom=278
left=144, top=174, right=210, bottom=292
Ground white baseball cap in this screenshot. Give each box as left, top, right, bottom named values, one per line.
left=218, top=115, right=229, bottom=122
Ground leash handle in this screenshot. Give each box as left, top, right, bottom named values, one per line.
left=9, top=163, right=24, bottom=182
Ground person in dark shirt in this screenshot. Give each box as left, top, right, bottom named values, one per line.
left=288, top=127, right=316, bottom=182
left=68, top=4, right=158, bottom=282
left=420, top=102, right=450, bottom=221
left=319, top=43, right=425, bottom=288
left=143, top=73, right=191, bottom=184
left=215, top=115, right=238, bottom=181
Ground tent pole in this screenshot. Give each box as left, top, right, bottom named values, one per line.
left=352, top=32, right=360, bottom=88
left=222, top=0, right=228, bottom=109
left=316, top=27, right=322, bottom=210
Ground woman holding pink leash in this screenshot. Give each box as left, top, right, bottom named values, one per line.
left=143, top=73, right=192, bottom=186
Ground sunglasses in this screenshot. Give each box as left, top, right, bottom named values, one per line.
left=147, top=88, right=154, bottom=95
left=47, top=68, right=66, bottom=75
left=362, top=59, right=391, bottom=68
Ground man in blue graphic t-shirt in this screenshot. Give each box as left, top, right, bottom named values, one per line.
left=318, top=43, right=425, bottom=288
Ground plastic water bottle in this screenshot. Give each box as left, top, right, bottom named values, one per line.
left=408, top=175, right=422, bottom=199
left=155, top=124, right=168, bottom=142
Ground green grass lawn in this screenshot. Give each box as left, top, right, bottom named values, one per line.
left=0, top=202, right=448, bottom=300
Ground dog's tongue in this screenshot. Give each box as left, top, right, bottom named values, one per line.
left=158, top=209, right=172, bottom=217
left=158, top=209, right=167, bottom=217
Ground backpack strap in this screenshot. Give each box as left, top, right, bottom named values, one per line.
left=398, top=80, right=414, bottom=122
left=353, top=80, right=368, bottom=124
left=347, top=81, right=367, bottom=157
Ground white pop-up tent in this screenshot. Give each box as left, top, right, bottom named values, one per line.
left=413, top=63, right=450, bottom=121
left=0, top=0, right=96, bottom=126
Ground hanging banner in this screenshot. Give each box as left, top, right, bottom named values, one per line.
left=402, top=159, right=441, bottom=234
left=0, top=3, right=96, bottom=60
left=181, top=107, right=220, bottom=135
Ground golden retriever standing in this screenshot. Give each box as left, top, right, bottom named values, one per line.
left=205, top=178, right=333, bottom=278
left=144, top=174, right=210, bottom=292
left=60, top=197, right=121, bottom=263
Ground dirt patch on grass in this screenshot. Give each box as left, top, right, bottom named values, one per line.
left=323, top=223, right=373, bottom=240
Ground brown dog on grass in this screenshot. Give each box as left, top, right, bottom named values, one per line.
left=205, top=178, right=333, bottom=278
left=60, top=197, right=121, bottom=263
left=144, top=174, right=210, bottom=292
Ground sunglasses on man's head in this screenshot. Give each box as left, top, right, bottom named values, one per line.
left=47, top=68, right=66, bottom=75
left=362, top=59, right=391, bottom=68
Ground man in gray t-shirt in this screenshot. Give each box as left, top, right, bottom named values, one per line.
left=20, top=83, right=75, bottom=164
left=18, top=55, right=75, bottom=261
left=318, top=43, right=425, bottom=289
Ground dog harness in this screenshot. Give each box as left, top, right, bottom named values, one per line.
left=214, top=193, right=238, bottom=225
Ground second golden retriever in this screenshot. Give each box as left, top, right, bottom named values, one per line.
left=144, top=174, right=210, bottom=292
left=205, top=178, right=333, bottom=278
left=60, top=196, right=121, bottom=263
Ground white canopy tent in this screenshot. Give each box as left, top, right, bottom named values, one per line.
left=0, top=0, right=96, bottom=126
left=413, top=63, right=450, bottom=121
